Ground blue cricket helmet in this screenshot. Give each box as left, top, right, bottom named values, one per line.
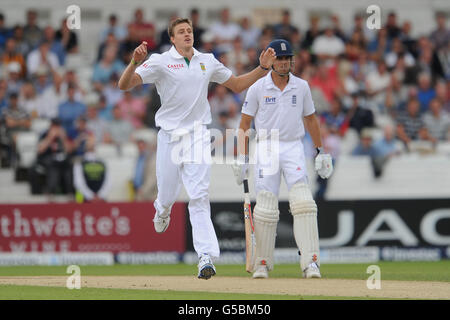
left=267, top=39, right=293, bottom=57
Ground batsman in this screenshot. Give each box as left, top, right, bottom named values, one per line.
left=233, top=39, right=333, bottom=279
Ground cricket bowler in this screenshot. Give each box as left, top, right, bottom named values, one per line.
left=118, top=18, right=276, bottom=279
left=233, top=39, right=333, bottom=279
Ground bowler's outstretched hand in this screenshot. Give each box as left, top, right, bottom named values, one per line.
left=133, top=41, right=148, bottom=63
left=259, top=47, right=276, bottom=69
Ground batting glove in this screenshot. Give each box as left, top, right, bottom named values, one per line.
left=315, top=148, right=333, bottom=179
left=232, top=154, right=249, bottom=185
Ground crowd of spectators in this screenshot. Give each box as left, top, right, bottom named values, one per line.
left=0, top=7, right=449, bottom=199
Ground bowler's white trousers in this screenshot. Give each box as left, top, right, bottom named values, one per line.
left=153, top=126, right=220, bottom=258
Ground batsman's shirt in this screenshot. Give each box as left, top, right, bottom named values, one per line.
left=136, top=46, right=232, bottom=132
left=241, top=71, right=316, bottom=141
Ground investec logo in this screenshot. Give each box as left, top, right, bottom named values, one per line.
left=264, top=96, right=276, bottom=104
left=0, top=208, right=130, bottom=238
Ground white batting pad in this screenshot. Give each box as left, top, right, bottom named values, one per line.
left=289, top=183, right=320, bottom=272
left=253, top=190, right=279, bottom=271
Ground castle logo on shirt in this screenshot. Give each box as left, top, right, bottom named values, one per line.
left=167, top=64, right=185, bottom=70
left=264, top=96, right=276, bottom=104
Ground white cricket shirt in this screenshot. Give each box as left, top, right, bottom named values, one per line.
left=241, top=71, right=316, bottom=141
left=135, top=46, right=232, bottom=132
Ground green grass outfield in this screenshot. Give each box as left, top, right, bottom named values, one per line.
left=0, top=261, right=449, bottom=300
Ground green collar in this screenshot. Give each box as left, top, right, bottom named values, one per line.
left=184, top=57, right=190, bottom=66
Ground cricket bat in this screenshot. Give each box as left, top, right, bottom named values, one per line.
left=243, top=179, right=255, bottom=273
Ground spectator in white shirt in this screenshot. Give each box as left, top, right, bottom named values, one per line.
left=366, top=60, right=391, bottom=105
left=37, top=71, right=64, bottom=119
left=208, top=8, right=241, bottom=53
left=312, top=22, right=345, bottom=60
left=26, top=40, right=60, bottom=77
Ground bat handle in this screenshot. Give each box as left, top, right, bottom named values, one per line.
left=243, top=179, right=249, bottom=194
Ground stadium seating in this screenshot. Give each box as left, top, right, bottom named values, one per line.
left=0, top=1, right=448, bottom=205
left=327, top=154, right=450, bottom=199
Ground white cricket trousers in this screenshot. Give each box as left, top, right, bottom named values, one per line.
left=254, top=139, right=308, bottom=196
left=153, top=126, right=220, bottom=258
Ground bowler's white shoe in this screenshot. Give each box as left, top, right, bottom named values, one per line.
left=198, top=254, right=216, bottom=280
left=304, top=262, right=321, bottom=278
left=153, top=213, right=170, bottom=233
left=252, top=264, right=269, bottom=279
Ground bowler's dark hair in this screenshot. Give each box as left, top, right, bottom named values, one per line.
left=168, top=18, right=192, bottom=38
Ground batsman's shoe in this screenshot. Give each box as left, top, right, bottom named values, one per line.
left=252, top=264, right=269, bottom=279
left=197, top=254, right=216, bottom=280
left=304, top=262, right=321, bottom=279
left=153, top=213, right=170, bottom=233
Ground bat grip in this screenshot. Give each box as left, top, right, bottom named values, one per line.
left=243, top=179, right=249, bottom=194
